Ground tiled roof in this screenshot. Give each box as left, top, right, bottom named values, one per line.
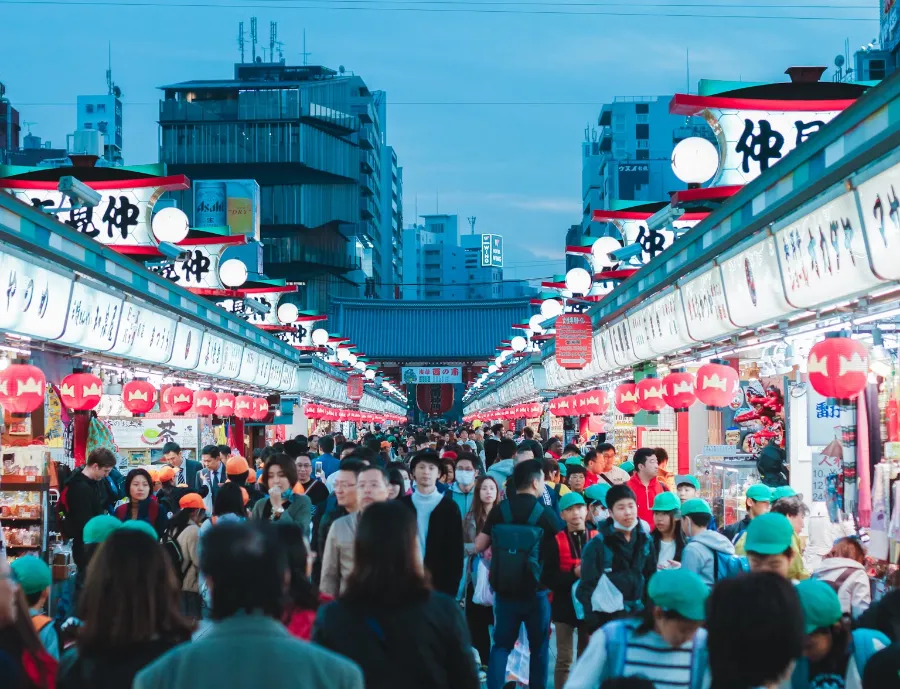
left=328, top=297, right=533, bottom=361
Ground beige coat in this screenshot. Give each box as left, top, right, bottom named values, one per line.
left=177, top=522, right=201, bottom=593
left=320, top=511, right=360, bottom=597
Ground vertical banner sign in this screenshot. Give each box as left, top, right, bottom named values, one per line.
left=556, top=313, right=593, bottom=370
left=481, top=235, right=492, bottom=267
left=347, top=375, right=364, bottom=403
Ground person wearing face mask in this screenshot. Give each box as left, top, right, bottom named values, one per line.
left=449, top=454, right=480, bottom=517
left=584, top=485, right=610, bottom=528
left=576, top=485, right=657, bottom=637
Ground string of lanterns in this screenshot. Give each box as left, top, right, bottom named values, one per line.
left=304, top=404, right=407, bottom=425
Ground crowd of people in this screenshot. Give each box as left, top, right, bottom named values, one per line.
left=2, top=422, right=900, bottom=689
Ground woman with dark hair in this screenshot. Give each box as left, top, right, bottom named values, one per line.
left=650, top=492, right=686, bottom=569
left=653, top=447, right=674, bottom=491
left=386, top=468, right=406, bottom=500
left=462, top=475, right=499, bottom=669
left=251, top=454, right=313, bottom=534
left=275, top=523, right=331, bottom=641
left=114, top=468, right=167, bottom=538
left=312, top=501, right=480, bottom=689
left=57, top=529, right=193, bottom=689
left=813, top=537, right=871, bottom=617
left=566, top=569, right=708, bottom=688
left=165, top=493, right=206, bottom=619
left=0, top=587, right=57, bottom=689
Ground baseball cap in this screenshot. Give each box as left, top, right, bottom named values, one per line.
left=10, top=555, right=52, bottom=595
left=83, top=514, right=122, bottom=545
left=747, top=484, right=772, bottom=502
left=744, top=512, right=794, bottom=555
left=564, top=457, right=585, bottom=467
left=675, top=475, right=700, bottom=490
left=226, top=455, right=250, bottom=476
left=648, top=568, right=709, bottom=621
left=796, top=579, right=843, bottom=634
left=680, top=498, right=712, bottom=516
left=157, top=466, right=175, bottom=483
left=179, top=493, right=205, bottom=510
left=584, top=484, right=610, bottom=507
left=771, top=486, right=799, bottom=502
left=558, top=463, right=568, bottom=478
left=651, top=492, right=681, bottom=512
left=120, top=520, right=159, bottom=541
left=619, top=461, right=635, bottom=474
left=559, top=492, right=587, bottom=511
left=147, top=468, right=159, bottom=482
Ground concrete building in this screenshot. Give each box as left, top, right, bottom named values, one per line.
left=76, top=93, right=123, bottom=165
left=0, top=82, right=19, bottom=164
left=378, top=144, right=403, bottom=297
left=158, top=61, right=392, bottom=313
left=460, top=233, right=502, bottom=300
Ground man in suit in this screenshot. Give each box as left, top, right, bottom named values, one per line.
left=196, top=444, right=227, bottom=501
left=159, top=441, right=201, bottom=490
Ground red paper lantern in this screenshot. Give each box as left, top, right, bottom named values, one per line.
left=662, top=369, right=696, bottom=412
left=576, top=393, right=591, bottom=417
left=214, top=392, right=236, bottom=417
left=252, top=397, right=269, bottom=421
left=193, top=390, right=217, bottom=416
left=808, top=333, right=870, bottom=402
left=582, top=390, right=608, bottom=415
left=694, top=360, right=740, bottom=410
left=0, top=362, right=45, bottom=415
left=166, top=386, right=194, bottom=415
left=636, top=376, right=666, bottom=414
left=305, top=403, right=320, bottom=419
left=337, top=409, right=350, bottom=422
left=234, top=395, right=254, bottom=419
left=60, top=372, right=102, bottom=411
left=122, top=380, right=157, bottom=415
left=615, top=381, right=640, bottom=416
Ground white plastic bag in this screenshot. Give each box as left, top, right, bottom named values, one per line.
left=572, top=581, right=585, bottom=620
left=505, top=624, right=530, bottom=684
left=590, top=574, right=624, bottom=613
left=472, top=558, right=494, bottom=606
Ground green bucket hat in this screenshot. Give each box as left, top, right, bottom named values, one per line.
left=746, top=484, right=773, bottom=502
left=651, top=492, right=681, bottom=512
left=648, top=568, right=709, bottom=622
left=83, top=514, right=123, bottom=545
left=675, top=475, right=700, bottom=491
left=558, top=463, right=568, bottom=477
left=564, top=456, right=585, bottom=467
left=559, top=492, right=587, bottom=511
left=10, top=555, right=52, bottom=596
left=744, top=512, right=794, bottom=555
left=584, top=484, right=610, bottom=507
left=771, top=486, right=799, bottom=502
left=680, top=498, right=712, bottom=516
left=619, top=461, right=635, bottom=474
left=120, top=520, right=159, bottom=541
left=796, top=579, right=843, bottom=634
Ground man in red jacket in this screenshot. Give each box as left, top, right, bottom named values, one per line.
left=626, top=448, right=667, bottom=525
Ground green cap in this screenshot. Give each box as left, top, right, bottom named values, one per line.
left=648, top=569, right=709, bottom=622
left=83, top=514, right=123, bottom=545
left=120, top=520, right=159, bottom=541
left=564, top=457, right=585, bottom=467
left=744, top=512, right=794, bottom=555
left=651, top=492, right=681, bottom=512
left=675, top=475, right=700, bottom=491
left=559, top=492, right=587, bottom=511
left=584, top=484, right=610, bottom=507
left=558, top=463, right=568, bottom=477
left=620, top=461, right=635, bottom=474
left=771, top=486, right=798, bottom=502
left=796, top=579, right=843, bottom=634
left=746, top=484, right=772, bottom=503
left=680, top=498, right=712, bottom=516
left=10, top=555, right=51, bottom=596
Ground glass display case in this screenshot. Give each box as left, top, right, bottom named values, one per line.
left=696, top=458, right=760, bottom=530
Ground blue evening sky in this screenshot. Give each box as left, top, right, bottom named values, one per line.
left=0, top=0, right=878, bottom=283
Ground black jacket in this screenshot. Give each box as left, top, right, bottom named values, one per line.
left=719, top=514, right=751, bottom=545
left=57, top=638, right=186, bottom=689
left=856, top=588, right=900, bottom=641
left=65, top=469, right=115, bottom=567
left=399, top=493, right=464, bottom=597
left=312, top=592, right=480, bottom=689
left=545, top=528, right=594, bottom=625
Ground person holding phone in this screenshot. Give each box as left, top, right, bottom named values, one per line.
left=296, top=452, right=329, bottom=515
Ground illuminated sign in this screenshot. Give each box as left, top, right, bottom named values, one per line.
left=0, top=253, right=73, bottom=340
left=680, top=266, right=735, bottom=341
left=111, top=301, right=177, bottom=363
left=856, top=159, right=900, bottom=280
left=480, top=234, right=503, bottom=268
left=402, top=367, right=463, bottom=384
left=57, top=279, right=122, bottom=352
left=193, top=179, right=261, bottom=240
left=720, top=235, right=792, bottom=328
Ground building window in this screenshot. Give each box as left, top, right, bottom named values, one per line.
left=85, top=104, right=94, bottom=113
left=636, top=103, right=649, bottom=114
left=614, top=116, right=626, bottom=133
left=97, top=103, right=106, bottom=113
left=869, top=59, right=886, bottom=80
left=599, top=110, right=612, bottom=126
left=636, top=114, right=648, bottom=124
left=636, top=149, right=650, bottom=160
left=636, top=139, right=649, bottom=149
left=83, top=122, right=92, bottom=129
left=636, top=124, right=649, bottom=139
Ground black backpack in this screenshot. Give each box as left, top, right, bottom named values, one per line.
left=489, top=501, right=545, bottom=598
left=162, top=528, right=187, bottom=581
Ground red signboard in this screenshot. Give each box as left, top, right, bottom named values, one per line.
left=555, top=313, right=593, bottom=369
left=347, top=374, right=364, bottom=402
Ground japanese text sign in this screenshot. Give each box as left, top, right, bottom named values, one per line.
left=556, top=313, right=593, bottom=370
left=401, top=367, right=463, bottom=384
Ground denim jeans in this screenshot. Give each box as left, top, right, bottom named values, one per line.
left=487, top=590, right=551, bottom=689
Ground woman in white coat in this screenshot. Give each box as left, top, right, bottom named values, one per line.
left=812, top=537, right=871, bottom=618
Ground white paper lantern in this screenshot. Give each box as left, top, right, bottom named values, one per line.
left=511, top=335, right=528, bottom=352
left=540, top=299, right=563, bottom=319
left=488, top=364, right=498, bottom=374
left=337, top=347, right=351, bottom=362
left=565, top=267, right=592, bottom=295
left=671, top=137, right=719, bottom=184
left=591, top=236, right=623, bottom=269
left=311, top=328, right=329, bottom=346
left=219, top=259, right=248, bottom=288
left=277, top=303, right=299, bottom=325
left=529, top=314, right=546, bottom=333
left=151, top=207, right=190, bottom=244
left=365, top=369, right=376, bottom=380
left=347, top=353, right=358, bottom=366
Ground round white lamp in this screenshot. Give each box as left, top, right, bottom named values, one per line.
left=671, top=137, right=719, bottom=185
left=488, top=365, right=498, bottom=374
left=347, top=353, right=358, bottom=367
left=540, top=299, right=563, bottom=319
left=565, top=267, right=592, bottom=295
left=590, top=236, right=623, bottom=269
left=311, top=328, right=330, bottom=346
left=277, top=303, right=299, bottom=325
left=365, top=369, right=376, bottom=380
left=529, top=314, right=545, bottom=333
left=219, top=259, right=248, bottom=288
left=511, top=335, right=528, bottom=352
left=337, top=347, right=351, bottom=362
left=152, top=207, right=190, bottom=244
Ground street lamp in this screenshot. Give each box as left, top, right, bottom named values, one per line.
left=671, top=137, right=719, bottom=185
left=529, top=314, right=545, bottom=333
left=311, top=328, right=329, bottom=346
left=219, top=259, right=248, bottom=288
left=277, top=303, right=299, bottom=325
left=511, top=335, right=527, bottom=352
left=540, top=299, right=563, bottom=319
left=151, top=207, right=190, bottom=244
left=565, top=267, right=592, bottom=295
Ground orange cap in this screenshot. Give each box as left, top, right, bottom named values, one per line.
left=147, top=469, right=160, bottom=482
left=179, top=493, right=205, bottom=510
left=157, top=466, right=175, bottom=483
left=240, top=486, right=249, bottom=505
left=226, top=455, right=250, bottom=476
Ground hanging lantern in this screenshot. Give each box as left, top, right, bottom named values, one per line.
left=234, top=395, right=254, bottom=419
left=192, top=390, right=217, bottom=416
left=214, top=392, right=236, bottom=417
left=0, top=361, right=45, bottom=416
left=122, top=379, right=157, bottom=415
left=167, top=386, right=194, bottom=415
left=337, top=409, right=350, bottom=422
left=528, top=402, right=544, bottom=417
left=252, top=397, right=269, bottom=421
left=615, top=380, right=641, bottom=416
left=807, top=333, right=870, bottom=403
left=576, top=393, right=591, bottom=417
left=662, top=369, right=696, bottom=412
left=636, top=376, right=666, bottom=415
left=582, top=390, right=608, bottom=415
left=694, top=360, right=740, bottom=410
left=59, top=371, right=103, bottom=411
left=305, top=403, right=320, bottom=419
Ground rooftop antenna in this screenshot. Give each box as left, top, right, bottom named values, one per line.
left=106, top=42, right=113, bottom=95
left=269, top=21, right=277, bottom=63
left=250, top=16, right=258, bottom=63
left=467, top=216, right=476, bottom=234
left=302, top=29, right=311, bottom=65
left=238, top=21, right=245, bottom=63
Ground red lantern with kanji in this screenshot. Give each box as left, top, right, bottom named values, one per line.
left=252, top=397, right=269, bottom=421
left=234, top=395, right=254, bottom=419
left=193, top=390, right=217, bottom=416
left=122, top=380, right=157, bottom=415
left=695, top=360, right=740, bottom=410
left=636, top=376, right=666, bottom=415
left=305, top=403, right=320, bottom=419
left=615, top=381, right=640, bottom=416
left=582, top=390, right=608, bottom=415
left=808, top=333, right=870, bottom=402
left=662, top=369, right=696, bottom=412
left=166, top=386, right=194, bottom=415
left=576, top=393, right=591, bottom=417
left=215, top=392, right=236, bottom=417
left=0, top=362, right=45, bottom=415
left=59, top=372, right=103, bottom=411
